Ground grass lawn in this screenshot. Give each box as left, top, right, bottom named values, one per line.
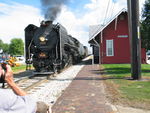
left=11, top=64, right=34, bottom=73
left=102, top=64, right=150, bottom=109
left=12, top=65, right=26, bottom=73
left=102, top=64, right=150, bottom=78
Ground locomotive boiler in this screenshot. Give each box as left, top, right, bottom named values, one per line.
left=25, top=20, right=87, bottom=74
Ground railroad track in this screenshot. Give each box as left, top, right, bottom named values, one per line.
left=4, top=71, right=57, bottom=93
left=18, top=78, right=47, bottom=91
left=18, top=74, right=58, bottom=92
left=14, top=67, right=70, bottom=93
left=3, top=57, right=90, bottom=93
left=4, top=66, right=69, bottom=93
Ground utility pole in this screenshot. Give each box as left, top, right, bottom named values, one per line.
left=127, top=0, right=141, bottom=80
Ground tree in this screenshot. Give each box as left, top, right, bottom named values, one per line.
left=2, top=43, right=9, bottom=53
left=0, top=39, right=3, bottom=50
left=9, top=38, right=24, bottom=55
left=141, top=0, right=150, bottom=51
left=0, top=39, right=10, bottom=53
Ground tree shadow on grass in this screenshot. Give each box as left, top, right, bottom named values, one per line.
left=90, top=67, right=150, bottom=81
left=90, top=67, right=131, bottom=75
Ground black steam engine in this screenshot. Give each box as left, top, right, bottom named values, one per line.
left=25, top=21, right=88, bottom=74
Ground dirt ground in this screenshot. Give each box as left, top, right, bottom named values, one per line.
left=103, top=80, right=150, bottom=112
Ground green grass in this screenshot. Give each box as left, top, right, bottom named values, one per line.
left=102, top=64, right=131, bottom=78
left=12, top=65, right=26, bottom=72
left=102, top=64, right=150, bottom=78
left=102, top=64, right=150, bottom=104
left=112, top=79, right=150, bottom=102
left=141, top=64, right=150, bottom=77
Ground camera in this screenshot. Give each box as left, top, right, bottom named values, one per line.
left=0, top=62, right=7, bottom=88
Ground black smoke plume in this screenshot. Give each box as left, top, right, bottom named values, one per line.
left=40, top=0, right=68, bottom=21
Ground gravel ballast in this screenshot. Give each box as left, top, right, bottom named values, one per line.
left=29, top=65, right=84, bottom=106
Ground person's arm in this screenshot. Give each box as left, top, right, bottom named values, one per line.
left=4, top=65, right=27, bottom=96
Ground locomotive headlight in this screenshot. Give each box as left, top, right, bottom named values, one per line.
left=39, top=36, right=46, bottom=42
left=39, top=52, right=47, bottom=58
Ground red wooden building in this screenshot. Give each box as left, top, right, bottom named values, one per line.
left=89, top=9, right=146, bottom=64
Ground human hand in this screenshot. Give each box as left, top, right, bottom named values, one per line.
left=2, top=65, right=27, bottom=96
left=0, top=65, right=5, bottom=78
left=4, top=65, right=14, bottom=85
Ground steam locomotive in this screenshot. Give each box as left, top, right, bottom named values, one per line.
left=25, top=20, right=88, bottom=74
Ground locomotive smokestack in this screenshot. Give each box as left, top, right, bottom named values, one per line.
left=40, top=0, right=69, bottom=21
left=40, top=20, right=53, bottom=26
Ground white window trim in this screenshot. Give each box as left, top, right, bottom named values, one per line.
left=106, top=40, right=114, bottom=56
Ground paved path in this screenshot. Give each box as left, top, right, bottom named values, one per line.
left=52, top=64, right=115, bottom=113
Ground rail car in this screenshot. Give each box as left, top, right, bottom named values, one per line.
left=25, top=20, right=87, bottom=74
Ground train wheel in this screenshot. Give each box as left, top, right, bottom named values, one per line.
left=57, top=66, right=61, bottom=73
left=68, top=55, right=73, bottom=65
left=53, top=66, right=58, bottom=74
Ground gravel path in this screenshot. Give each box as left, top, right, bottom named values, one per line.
left=28, top=64, right=84, bottom=107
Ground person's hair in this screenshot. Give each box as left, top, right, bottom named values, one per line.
left=36, top=101, right=50, bottom=113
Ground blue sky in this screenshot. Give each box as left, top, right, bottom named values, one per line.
left=0, top=0, right=91, bottom=15
left=68, top=0, right=91, bottom=10
left=0, top=0, right=146, bottom=49
left=1, top=0, right=91, bottom=8
left=0, top=0, right=41, bottom=7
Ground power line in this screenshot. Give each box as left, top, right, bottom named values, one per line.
left=103, top=0, right=111, bottom=25
left=110, top=1, right=115, bottom=19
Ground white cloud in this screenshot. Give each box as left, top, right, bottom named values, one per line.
left=57, top=0, right=146, bottom=50
left=0, top=0, right=146, bottom=51
left=57, top=0, right=126, bottom=48
left=139, top=0, right=146, bottom=15
left=0, top=2, right=43, bottom=44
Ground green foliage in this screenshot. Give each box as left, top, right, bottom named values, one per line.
left=141, top=0, right=150, bottom=50
left=0, top=40, right=3, bottom=48
left=0, top=39, right=9, bottom=53
left=9, top=38, right=24, bottom=55
left=2, top=43, right=9, bottom=53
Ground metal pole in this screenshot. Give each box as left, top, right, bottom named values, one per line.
left=93, top=38, right=100, bottom=64
left=92, top=54, right=94, bottom=65
left=127, top=0, right=141, bottom=80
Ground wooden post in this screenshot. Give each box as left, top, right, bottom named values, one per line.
left=127, top=0, right=141, bottom=80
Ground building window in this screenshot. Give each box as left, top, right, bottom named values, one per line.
left=106, top=40, right=114, bottom=56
